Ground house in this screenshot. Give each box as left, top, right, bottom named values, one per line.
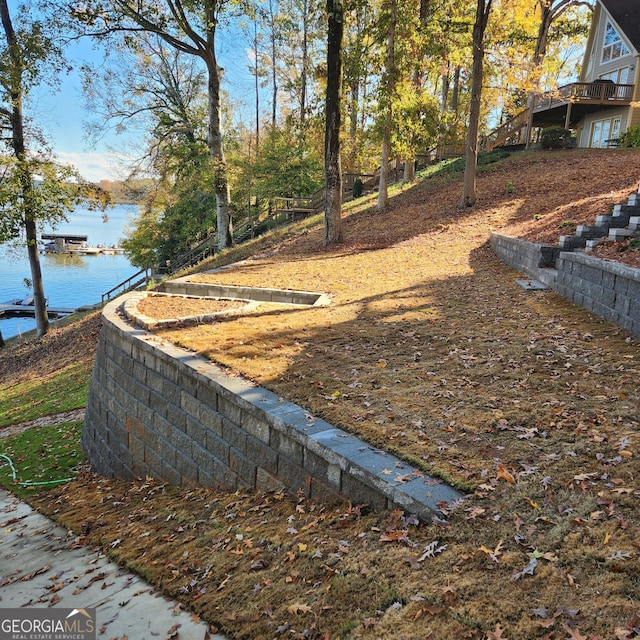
left=483, top=0, right=640, bottom=150
left=575, top=0, right=640, bottom=147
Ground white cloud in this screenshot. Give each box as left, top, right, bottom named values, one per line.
left=54, top=151, right=134, bottom=183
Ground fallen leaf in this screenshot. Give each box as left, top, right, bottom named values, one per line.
left=287, top=603, right=313, bottom=615
left=486, top=623, right=508, bottom=639
left=561, top=622, right=588, bottom=640
left=496, top=465, right=515, bottom=483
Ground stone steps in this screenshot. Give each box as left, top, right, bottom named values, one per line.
left=560, top=186, right=640, bottom=252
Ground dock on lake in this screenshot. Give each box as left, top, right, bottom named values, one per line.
left=0, top=298, right=75, bottom=319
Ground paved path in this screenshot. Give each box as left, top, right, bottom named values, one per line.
left=0, top=488, right=226, bottom=640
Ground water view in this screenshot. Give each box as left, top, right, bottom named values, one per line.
left=0, top=203, right=140, bottom=340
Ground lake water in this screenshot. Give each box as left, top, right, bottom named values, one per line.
left=0, top=203, right=140, bottom=340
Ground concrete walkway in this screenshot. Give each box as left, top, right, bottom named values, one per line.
left=0, top=488, right=226, bottom=640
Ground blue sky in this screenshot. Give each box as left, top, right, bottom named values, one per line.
left=32, top=21, right=258, bottom=183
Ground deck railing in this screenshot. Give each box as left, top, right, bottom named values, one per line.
left=532, top=82, right=634, bottom=111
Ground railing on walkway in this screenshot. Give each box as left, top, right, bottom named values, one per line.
left=481, top=109, right=530, bottom=152
left=101, top=158, right=443, bottom=300
left=102, top=267, right=152, bottom=303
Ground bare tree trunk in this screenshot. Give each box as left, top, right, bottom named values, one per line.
left=441, top=63, right=450, bottom=111
left=300, top=0, right=309, bottom=123
left=253, top=18, right=260, bottom=150
left=376, top=0, right=397, bottom=212
left=451, top=65, right=461, bottom=114
left=205, top=53, right=233, bottom=249
left=269, top=0, right=278, bottom=126
left=1, top=0, right=48, bottom=335
left=324, top=0, right=344, bottom=246
left=460, top=0, right=492, bottom=209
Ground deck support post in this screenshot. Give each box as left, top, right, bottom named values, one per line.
left=564, top=101, right=573, bottom=129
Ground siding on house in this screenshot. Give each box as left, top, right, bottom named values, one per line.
left=576, top=0, right=640, bottom=146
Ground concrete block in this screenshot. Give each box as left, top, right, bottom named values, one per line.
left=394, top=476, right=462, bottom=517
left=168, top=426, right=192, bottom=458
left=245, top=434, right=278, bottom=475
left=166, top=402, right=187, bottom=432
left=162, top=378, right=182, bottom=407
left=144, top=446, right=163, bottom=475
left=153, top=413, right=173, bottom=440
left=229, top=448, right=257, bottom=486
left=241, top=413, right=271, bottom=444
left=154, top=433, right=175, bottom=466
left=149, top=389, right=168, bottom=418
left=629, top=298, right=640, bottom=322
left=191, top=442, right=214, bottom=477
left=222, top=418, right=247, bottom=452
left=626, top=278, right=640, bottom=301
left=146, top=369, right=165, bottom=395
left=308, top=477, right=344, bottom=505
left=277, top=456, right=311, bottom=496
left=175, top=450, right=198, bottom=481
left=303, top=449, right=341, bottom=491
left=256, top=467, right=286, bottom=493
left=212, top=459, right=238, bottom=490
left=161, top=460, right=181, bottom=486
left=205, top=431, right=230, bottom=465
left=614, top=294, right=630, bottom=316
left=199, top=408, right=223, bottom=435
left=218, top=396, right=243, bottom=425
left=609, top=228, right=635, bottom=240
left=340, top=473, right=388, bottom=511
left=185, top=416, right=208, bottom=447
left=270, top=431, right=304, bottom=466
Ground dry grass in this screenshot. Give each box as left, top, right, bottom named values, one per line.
left=11, top=149, right=640, bottom=639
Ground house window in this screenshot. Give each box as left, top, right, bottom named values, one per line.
left=600, top=67, right=630, bottom=84
left=602, top=21, right=630, bottom=63
left=590, top=117, right=621, bottom=148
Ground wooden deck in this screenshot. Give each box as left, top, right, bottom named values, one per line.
left=0, top=299, right=75, bottom=318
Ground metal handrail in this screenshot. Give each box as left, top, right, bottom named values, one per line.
left=101, top=267, right=152, bottom=303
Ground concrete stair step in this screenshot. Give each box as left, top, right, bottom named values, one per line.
left=585, top=237, right=607, bottom=251
left=559, top=235, right=587, bottom=249
left=609, top=228, right=637, bottom=241
left=576, top=224, right=608, bottom=239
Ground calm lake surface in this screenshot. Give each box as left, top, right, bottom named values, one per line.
left=0, top=203, right=140, bottom=340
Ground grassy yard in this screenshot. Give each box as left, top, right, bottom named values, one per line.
left=2, top=149, right=640, bottom=639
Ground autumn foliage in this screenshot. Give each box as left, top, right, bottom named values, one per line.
left=4, top=149, right=640, bottom=639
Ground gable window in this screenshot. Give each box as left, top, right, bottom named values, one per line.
left=602, top=21, right=630, bottom=63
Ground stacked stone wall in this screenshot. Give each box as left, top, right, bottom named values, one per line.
left=82, top=297, right=461, bottom=521
left=490, top=232, right=640, bottom=338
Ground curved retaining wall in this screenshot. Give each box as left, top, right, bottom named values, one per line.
left=491, top=232, right=640, bottom=338
left=82, top=294, right=461, bottom=521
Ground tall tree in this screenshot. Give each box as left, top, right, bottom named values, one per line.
left=87, top=36, right=218, bottom=267
left=324, top=0, right=344, bottom=245
left=460, top=0, right=492, bottom=208
left=72, top=0, right=234, bottom=250
left=0, top=0, right=105, bottom=336
left=376, top=0, right=397, bottom=211
left=533, top=0, right=592, bottom=69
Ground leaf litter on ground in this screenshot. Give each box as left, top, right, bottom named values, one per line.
left=2, top=149, right=640, bottom=639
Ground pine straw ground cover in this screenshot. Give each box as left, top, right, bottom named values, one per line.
left=3, top=148, right=640, bottom=639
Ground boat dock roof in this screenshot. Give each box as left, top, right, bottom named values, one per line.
left=41, top=233, right=88, bottom=242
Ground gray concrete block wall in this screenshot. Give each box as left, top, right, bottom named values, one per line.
left=82, top=296, right=462, bottom=521
left=490, top=233, right=559, bottom=287
left=555, top=252, right=640, bottom=337
left=490, top=233, right=640, bottom=339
